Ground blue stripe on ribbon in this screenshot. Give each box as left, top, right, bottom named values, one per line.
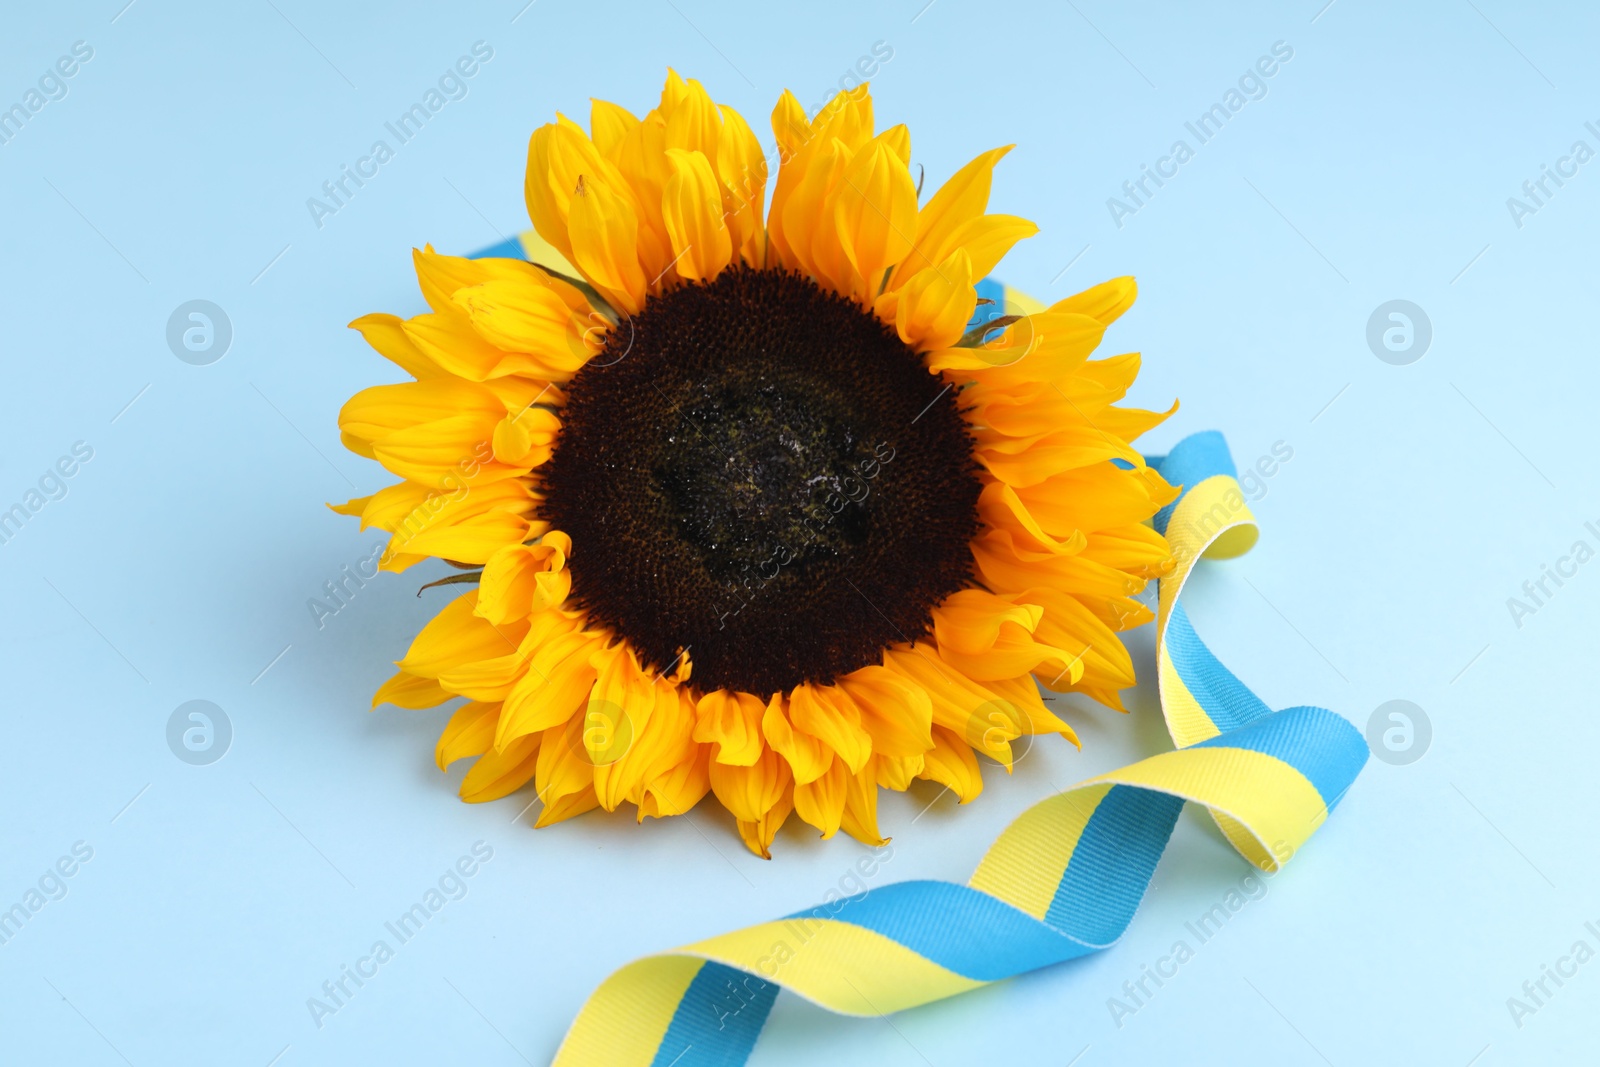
left=1164, top=602, right=1272, bottom=736
left=1045, top=786, right=1184, bottom=946
left=786, top=881, right=1096, bottom=982
left=651, top=961, right=776, bottom=1067
left=767, top=790, right=1184, bottom=983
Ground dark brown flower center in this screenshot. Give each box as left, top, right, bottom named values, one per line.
left=539, top=266, right=981, bottom=697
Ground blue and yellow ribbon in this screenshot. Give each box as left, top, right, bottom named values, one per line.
left=466, top=236, right=1367, bottom=1066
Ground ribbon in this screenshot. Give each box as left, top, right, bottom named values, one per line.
left=461, top=236, right=1368, bottom=1065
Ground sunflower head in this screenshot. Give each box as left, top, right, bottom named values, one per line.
left=335, top=71, right=1178, bottom=857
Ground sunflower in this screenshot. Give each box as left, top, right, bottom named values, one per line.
left=333, top=71, right=1177, bottom=857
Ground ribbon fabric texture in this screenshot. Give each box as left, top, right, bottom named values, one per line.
left=465, top=236, right=1368, bottom=1066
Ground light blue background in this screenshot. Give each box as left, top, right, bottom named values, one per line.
left=1, top=1, right=1594, bottom=1063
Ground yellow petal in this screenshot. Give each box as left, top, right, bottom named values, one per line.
left=873, top=753, right=925, bottom=791
left=435, top=644, right=536, bottom=704
left=976, top=485, right=1062, bottom=558
left=590, top=97, right=639, bottom=157
left=372, top=669, right=451, bottom=710
left=764, top=83, right=875, bottom=275
left=401, top=312, right=550, bottom=383
left=875, top=247, right=975, bottom=351
left=612, top=113, right=674, bottom=272
left=834, top=136, right=917, bottom=301
left=398, top=590, right=524, bottom=681
left=770, top=88, right=811, bottom=160
left=495, top=624, right=602, bottom=747
left=836, top=663, right=934, bottom=759
left=882, top=644, right=1037, bottom=748
left=790, top=682, right=873, bottom=774
left=793, top=756, right=849, bottom=838
left=525, top=124, right=573, bottom=265
left=972, top=527, right=1139, bottom=600
left=329, top=494, right=371, bottom=519
left=1081, top=524, right=1174, bottom=578
left=608, top=680, right=697, bottom=812
left=530, top=118, right=637, bottom=254
left=436, top=701, right=500, bottom=770
left=963, top=694, right=1025, bottom=767
left=412, top=245, right=585, bottom=318
left=371, top=413, right=520, bottom=489
left=1017, top=586, right=1138, bottom=693
left=975, top=423, right=1145, bottom=489
left=781, top=137, right=853, bottom=290
left=491, top=406, right=562, bottom=470
left=1051, top=275, right=1137, bottom=326
left=918, top=725, right=984, bottom=802
left=452, top=278, right=597, bottom=376
left=399, top=508, right=535, bottom=567
left=568, top=174, right=649, bottom=315
left=709, top=744, right=791, bottom=823
left=459, top=732, right=540, bottom=803
left=890, top=145, right=1012, bottom=288
left=550, top=113, right=640, bottom=202
left=475, top=532, right=572, bottom=625
left=933, top=213, right=1038, bottom=282
left=588, top=646, right=662, bottom=809
left=927, top=310, right=1106, bottom=385
left=661, top=149, right=733, bottom=281
left=840, top=763, right=887, bottom=847
left=877, top=123, right=911, bottom=166
left=638, top=745, right=710, bottom=819
left=987, top=673, right=1080, bottom=747
left=993, top=466, right=1176, bottom=545
left=534, top=721, right=596, bottom=814
left=716, top=104, right=767, bottom=263
left=349, top=313, right=445, bottom=381
left=1087, top=401, right=1179, bottom=446
left=765, top=89, right=812, bottom=268
left=353, top=478, right=540, bottom=572
left=811, top=84, right=875, bottom=150
left=660, top=69, right=690, bottom=110
left=736, top=783, right=794, bottom=859
left=968, top=356, right=1149, bottom=439
left=339, top=378, right=502, bottom=460
left=931, top=588, right=1042, bottom=656
left=931, top=589, right=1074, bottom=682
left=694, top=689, right=767, bottom=766
left=761, top=692, right=831, bottom=784
left=534, top=783, right=600, bottom=828
left=662, top=74, right=721, bottom=160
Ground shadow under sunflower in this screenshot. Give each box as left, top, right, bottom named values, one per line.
left=332, top=70, right=1178, bottom=857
